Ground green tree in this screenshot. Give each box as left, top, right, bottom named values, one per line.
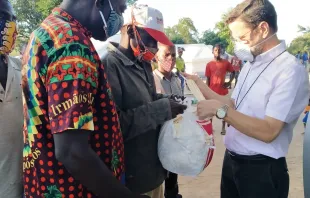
left=200, top=29, right=228, bottom=47
left=288, top=33, right=310, bottom=55
left=11, top=0, right=137, bottom=50
left=11, top=0, right=43, bottom=39
left=36, top=0, right=62, bottom=18
left=215, top=9, right=234, bottom=54
left=165, top=17, right=198, bottom=44
left=165, top=27, right=185, bottom=44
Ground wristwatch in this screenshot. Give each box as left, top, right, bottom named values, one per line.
left=216, top=104, right=229, bottom=119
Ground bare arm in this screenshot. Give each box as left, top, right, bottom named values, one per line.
left=53, top=130, right=142, bottom=198
left=196, top=64, right=308, bottom=143
left=224, top=107, right=284, bottom=143
left=197, top=99, right=285, bottom=143
left=194, top=77, right=235, bottom=108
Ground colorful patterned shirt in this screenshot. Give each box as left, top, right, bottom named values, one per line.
left=22, top=8, right=125, bottom=197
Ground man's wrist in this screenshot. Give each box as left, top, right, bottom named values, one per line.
left=213, top=101, right=223, bottom=116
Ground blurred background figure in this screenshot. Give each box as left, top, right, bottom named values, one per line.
left=205, top=44, right=235, bottom=135
left=296, top=51, right=302, bottom=62
left=176, top=47, right=186, bottom=93
left=153, top=42, right=182, bottom=198
left=302, top=51, right=309, bottom=68
left=302, top=98, right=310, bottom=134
left=230, top=55, right=242, bottom=88
left=220, top=45, right=229, bottom=60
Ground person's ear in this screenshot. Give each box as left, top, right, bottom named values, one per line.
left=259, top=22, right=269, bottom=39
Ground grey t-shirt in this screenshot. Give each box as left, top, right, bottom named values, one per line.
left=0, top=56, right=23, bottom=198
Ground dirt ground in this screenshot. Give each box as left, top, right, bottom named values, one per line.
left=178, top=101, right=305, bottom=198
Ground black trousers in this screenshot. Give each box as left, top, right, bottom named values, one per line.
left=165, top=172, right=179, bottom=197
left=221, top=150, right=289, bottom=198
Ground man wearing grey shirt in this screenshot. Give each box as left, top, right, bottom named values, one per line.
left=153, top=43, right=182, bottom=97
left=153, top=43, right=183, bottom=198
left=0, top=0, right=23, bottom=197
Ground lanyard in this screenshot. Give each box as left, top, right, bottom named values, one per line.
left=235, top=50, right=287, bottom=110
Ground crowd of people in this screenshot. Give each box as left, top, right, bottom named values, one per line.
left=296, top=51, right=309, bottom=69
left=0, top=0, right=309, bottom=198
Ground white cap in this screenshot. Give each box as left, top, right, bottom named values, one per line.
left=123, top=4, right=173, bottom=46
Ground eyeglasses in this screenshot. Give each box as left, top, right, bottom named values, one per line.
left=231, top=26, right=258, bottom=42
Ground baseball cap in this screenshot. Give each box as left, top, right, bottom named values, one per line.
left=123, top=4, right=173, bottom=46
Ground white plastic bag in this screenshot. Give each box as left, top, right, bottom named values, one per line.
left=158, top=106, right=215, bottom=176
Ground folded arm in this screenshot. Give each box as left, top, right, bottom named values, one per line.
left=106, top=58, right=171, bottom=141
left=117, top=99, right=171, bottom=141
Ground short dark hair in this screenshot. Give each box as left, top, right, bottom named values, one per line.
left=226, top=0, right=278, bottom=32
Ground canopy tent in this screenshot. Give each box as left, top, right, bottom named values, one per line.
left=175, top=44, right=214, bottom=77
left=91, top=34, right=122, bottom=60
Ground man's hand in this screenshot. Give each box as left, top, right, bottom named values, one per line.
left=169, top=100, right=187, bottom=118
left=182, top=72, right=200, bottom=82
left=197, top=100, right=222, bottom=120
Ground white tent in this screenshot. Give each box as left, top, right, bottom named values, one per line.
left=91, top=34, right=121, bottom=59
left=175, top=44, right=214, bottom=78
left=91, top=35, right=215, bottom=77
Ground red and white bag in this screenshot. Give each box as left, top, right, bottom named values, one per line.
left=158, top=79, right=215, bottom=176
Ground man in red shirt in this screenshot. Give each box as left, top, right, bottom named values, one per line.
left=230, top=55, right=242, bottom=87
left=205, top=44, right=235, bottom=135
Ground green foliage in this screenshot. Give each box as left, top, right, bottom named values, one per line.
left=200, top=29, right=228, bottom=48
left=215, top=9, right=234, bottom=54
left=165, top=18, right=198, bottom=44
left=288, top=33, right=310, bottom=55
left=36, top=0, right=62, bottom=18
left=10, top=0, right=43, bottom=39
left=127, top=0, right=137, bottom=5
left=11, top=0, right=136, bottom=51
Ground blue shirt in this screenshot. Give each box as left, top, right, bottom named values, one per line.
left=303, top=53, right=309, bottom=61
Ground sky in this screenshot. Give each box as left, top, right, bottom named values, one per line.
left=136, top=0, right=310, bottom=45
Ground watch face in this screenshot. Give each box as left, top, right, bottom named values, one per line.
left=217, top=108, right=226, bottom=119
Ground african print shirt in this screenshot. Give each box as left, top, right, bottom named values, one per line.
left=22, top=8, right=125, bottom=197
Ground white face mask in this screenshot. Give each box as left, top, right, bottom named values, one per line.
left=234, top=32, right=277, bottom=62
